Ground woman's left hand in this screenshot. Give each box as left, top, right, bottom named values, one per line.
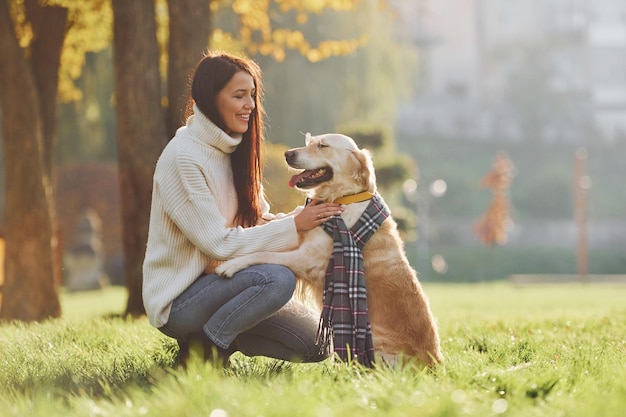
left=294, top=200, right=343, bottom=231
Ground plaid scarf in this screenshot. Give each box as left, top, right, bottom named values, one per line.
left=313, top=194, right=389, bottom=367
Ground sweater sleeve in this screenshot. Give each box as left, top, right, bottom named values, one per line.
left=156, top=146, right=299, bottom=260
left=171, top=194, right=298, bottom=260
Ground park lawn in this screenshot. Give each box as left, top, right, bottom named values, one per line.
left=0, top=282, right=624, bottom=417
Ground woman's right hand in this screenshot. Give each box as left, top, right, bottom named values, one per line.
left=294, top=200, right=343, bottom=231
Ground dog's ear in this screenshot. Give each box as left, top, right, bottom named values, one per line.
left=351, top=148, right=377, bottom=193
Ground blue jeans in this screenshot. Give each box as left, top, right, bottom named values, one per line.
left=159, top=264, right=328, bottom=362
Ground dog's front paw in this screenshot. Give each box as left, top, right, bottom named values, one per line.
left=215, top=260, right=244, bottom=278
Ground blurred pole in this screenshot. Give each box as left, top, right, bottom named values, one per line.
left=404, top=179, right=446, bottom=280
left=574, top=148, right=590, bottom=282
left=402, top=179, right=421, bottom=270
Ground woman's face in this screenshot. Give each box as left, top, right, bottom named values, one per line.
left=216, top=71, right=256, bottom=135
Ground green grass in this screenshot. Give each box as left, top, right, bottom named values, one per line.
left=1, top=283, right=625, bottom=416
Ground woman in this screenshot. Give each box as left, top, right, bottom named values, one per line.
left=142, top=52, right=341, bottom=365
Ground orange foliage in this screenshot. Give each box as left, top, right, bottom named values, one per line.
left=474, top=152, right=513, bottom=246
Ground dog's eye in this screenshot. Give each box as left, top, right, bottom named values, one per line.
left=318, top=143, right=329, bottom=148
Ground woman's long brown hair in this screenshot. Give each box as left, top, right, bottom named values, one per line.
left=186, top=52, right=265, bottom=227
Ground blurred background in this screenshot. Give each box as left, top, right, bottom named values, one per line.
left=1, top=0, right=625, bottom=294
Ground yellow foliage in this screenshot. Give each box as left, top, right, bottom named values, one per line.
left=275, top=0, right=361, bottom=12
left=286, top=30, right=305, bottom=49
left=232, top=0, right=257, bottom=14
left=216, top=0, right=365, bottom=63
left=327, top=0, right=362, bottom=10
left=58, top=2, right=112, bottom=102
left=8, top=0, right=112, bottom=103
left=258, top=42, right=274, bottom=56
left=210, top=0, right=229, bottom=12
left=296, top=12, right=308, bottom=24
left=298, top=0, right=325, bottom=13
left=156, top=0, right=169, bottom=80
left=306, top=49, right=322, bottom=63
left=7, top=0, right=369, bottom=102
left=211, top=29, right=246, bottom=54
left=9, top=0, right=32, bottom=47
left=272, top=28, right=288, bottom=44
left=272, top=47, right=286, bottom=62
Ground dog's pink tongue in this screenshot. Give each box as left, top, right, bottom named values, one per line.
left=289, top=171, right=308, bottom=188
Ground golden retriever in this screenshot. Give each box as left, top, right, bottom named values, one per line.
left=216, top=133, right=443, bottom=367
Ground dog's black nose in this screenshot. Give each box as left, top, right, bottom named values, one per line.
left=285, top=150, right=296, bottom=163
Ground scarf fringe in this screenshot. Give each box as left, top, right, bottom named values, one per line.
left=315, top=315, right=333, bottom=356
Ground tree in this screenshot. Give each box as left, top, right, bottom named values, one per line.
left=112, top=0, right=213, bottom=315
left=0, top=0, right=67, bottom=320
left=474, top=152, right=514, bottom=246
left=0, top=0, right=110, bottom=321
left=112, top=0, right=167, bottom=315
left=166, top=0, right=214, bottom=138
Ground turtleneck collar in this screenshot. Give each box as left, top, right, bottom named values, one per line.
left=186, top=103, right=243, bottom=154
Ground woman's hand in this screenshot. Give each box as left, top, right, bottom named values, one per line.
left=294, top=200, right=343, bottom=232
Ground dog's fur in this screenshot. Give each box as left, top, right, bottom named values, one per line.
left=216, top=133, right=443, bottom=366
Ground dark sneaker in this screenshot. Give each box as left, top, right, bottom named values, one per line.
left=175, top=333, right=233, bottom=368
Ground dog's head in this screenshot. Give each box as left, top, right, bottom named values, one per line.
left=284, top=133, right=376, bottom=202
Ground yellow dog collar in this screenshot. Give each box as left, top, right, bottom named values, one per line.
left=333, top=191, right=375, bottom=205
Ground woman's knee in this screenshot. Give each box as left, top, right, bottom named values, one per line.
left=263, top=264, right=297, bottom=299
left=241, top=264, right=296, bottom=304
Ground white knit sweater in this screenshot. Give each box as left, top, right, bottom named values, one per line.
left=142, top=106, right=299, bottom=328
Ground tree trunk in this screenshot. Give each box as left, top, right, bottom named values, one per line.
left=166, top=0, right=213, bottom=137
left=24, top=0, right=68, bottom=290
left=0, top=0, right=60, bottom=321
left=24, top=0, right=67, bottom=178
left=112, top=0, right=167, bottom=316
